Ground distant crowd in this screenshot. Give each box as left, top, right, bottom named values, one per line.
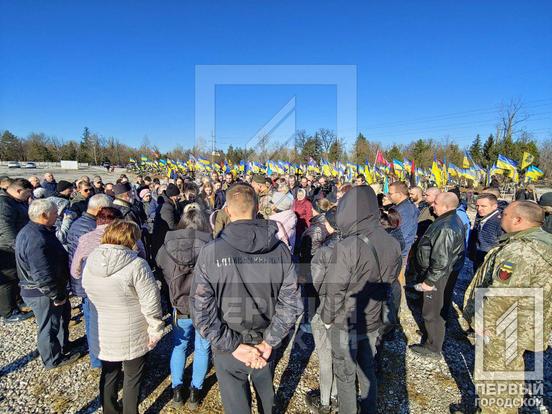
left=0, top=169, right=551, bottom=414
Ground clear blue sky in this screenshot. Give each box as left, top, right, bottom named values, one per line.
left=1, top=1, right=551, bottom=153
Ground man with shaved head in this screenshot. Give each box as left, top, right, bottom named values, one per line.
left=408, top=192, right=466, bottom=358
left=463, top=201, right=552, bottom=413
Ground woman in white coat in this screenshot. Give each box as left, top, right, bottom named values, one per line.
left=83, top=220, right=164, bottom=414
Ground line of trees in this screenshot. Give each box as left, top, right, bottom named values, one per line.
left=1, top=102, right=550, bottom=175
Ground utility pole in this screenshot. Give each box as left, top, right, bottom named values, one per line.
left=211, top=130, right=215, bottom=164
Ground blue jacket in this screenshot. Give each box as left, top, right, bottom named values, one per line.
left=456, top=205, right=471, bottom=246
left=395, top=198, right=420, bottom=256
left=41, top=180, right=57, bottom=197
left=66, top=212, right=96, bottom=297
left=15, top=221, right=69, bottom=300
left=468, top=210, right=503, bottom=265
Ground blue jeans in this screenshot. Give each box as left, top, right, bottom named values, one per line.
left=82, top=297, right=101, bottom=368
left=171, top=316, right=211, bottom=389
left=24, top=295, right=70, bottom=369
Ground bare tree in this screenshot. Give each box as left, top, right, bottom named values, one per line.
left=497, top=99, right=529, bottom=142
left=315, top=128, right=337, bottom=156
left=538, top=138, right=552, bottom=178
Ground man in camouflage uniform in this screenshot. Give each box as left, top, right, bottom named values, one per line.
left=463, top=201, right=552, bottom=414
left=251, top=174, right=273, bottom=219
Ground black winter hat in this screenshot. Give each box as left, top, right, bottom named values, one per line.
left=539, top=192, right=552, bottom=207
left=56, top=180, right=73, bottom=193
left=112, top=182, right=132, bottom=195
left=165, top=183, right=180, bottom=198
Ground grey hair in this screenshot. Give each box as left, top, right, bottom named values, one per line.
left=28, top=199, right=57, bottom=222
left=87, top=194, right=113, bottom=211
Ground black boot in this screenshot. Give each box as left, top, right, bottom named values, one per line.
left=186, top=387, right=202, bottom=410
left=172, top=385, right=185, bottom=407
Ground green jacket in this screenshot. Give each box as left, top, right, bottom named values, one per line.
left=464, top=227, right=552, bottom=352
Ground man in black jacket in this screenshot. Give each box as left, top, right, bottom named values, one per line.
left=0, top=178, right=34, bottom=323
left=190, top=183, right=303, bottom=414
left=152, top=183, right=181, bottom=258
left=321, top=185, right=402, bottom=414
left=15, top=199, right=81, bottom=369
left=408, top=192, right=465, bottom=358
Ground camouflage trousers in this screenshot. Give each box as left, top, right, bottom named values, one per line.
left=474, top=338, right=526, bottom=414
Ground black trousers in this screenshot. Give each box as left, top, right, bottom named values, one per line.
left=443, top=269, right=460, bottom=318
left=421, top=275, right=449, bottom=353
left=100, top=355, right=146, bottom=414
left=213, top=351, right=274, bottom=414
left=0, top=253, right=19, bottom=317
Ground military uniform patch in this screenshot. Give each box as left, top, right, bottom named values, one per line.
left=497, top=261, right=514, bottom=281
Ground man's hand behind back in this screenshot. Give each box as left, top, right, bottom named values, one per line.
left=232, top=344, right=267, bottom=369
left=254, top=340, right=272, bottom=361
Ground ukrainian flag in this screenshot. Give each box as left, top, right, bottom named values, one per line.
left=521, top=152, right=535, bottom=170
left=497, top=154, right=518, bottom=171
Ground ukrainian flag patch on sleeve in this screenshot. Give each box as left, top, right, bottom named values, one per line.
left=497, top=261, right=514, bottom=281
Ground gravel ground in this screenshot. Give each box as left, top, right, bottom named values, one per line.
left=1, top=171, right=551, bottom=413
left=2, top=261, right=551, bottom=414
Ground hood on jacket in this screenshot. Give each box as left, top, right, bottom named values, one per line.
left=220, top=219, right=281, bottom=254
left=85, top=244, right=138, bottom=278
left=163, top=228, right=211, bottom=265
left=336, top=185, right=380, bottom=237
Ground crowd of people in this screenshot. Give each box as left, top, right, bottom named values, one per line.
left=0, top=168, right=551, bottom=414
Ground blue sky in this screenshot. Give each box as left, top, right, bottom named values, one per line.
left=1, top=1, right=551, bottom=152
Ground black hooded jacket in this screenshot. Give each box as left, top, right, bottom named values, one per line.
left=320, top=185, right=402, bottom=333
left=190, top=219, right=303, bottom=353
left=156, top=228, right=211, bottom=315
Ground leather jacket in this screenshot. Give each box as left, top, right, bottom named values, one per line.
left=410, top=209, right=465, bottom=286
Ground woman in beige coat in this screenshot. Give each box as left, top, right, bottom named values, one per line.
left=83, top=220, right=164, bottom=414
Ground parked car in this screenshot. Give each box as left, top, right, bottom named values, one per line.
left=23, top=162, right=37, bottom=169
left=7, top=161, right=21, bottom=168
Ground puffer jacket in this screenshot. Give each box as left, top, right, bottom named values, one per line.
left=155, top=228, right=211, bottom=315
left=269, top=209, right=298, bottom=252
left=190, top=219, right=303, bottom=353
left=299, top=214, right=328, bottom=265
left=320, top=186, right=402, bottom=333
left=0, top=191, right=29, bottom=280
left=82, top=244, right=164, bottom=362
left=66, top=212, right=96, bottom=296
left=409, top=209, right=466, bottom=286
